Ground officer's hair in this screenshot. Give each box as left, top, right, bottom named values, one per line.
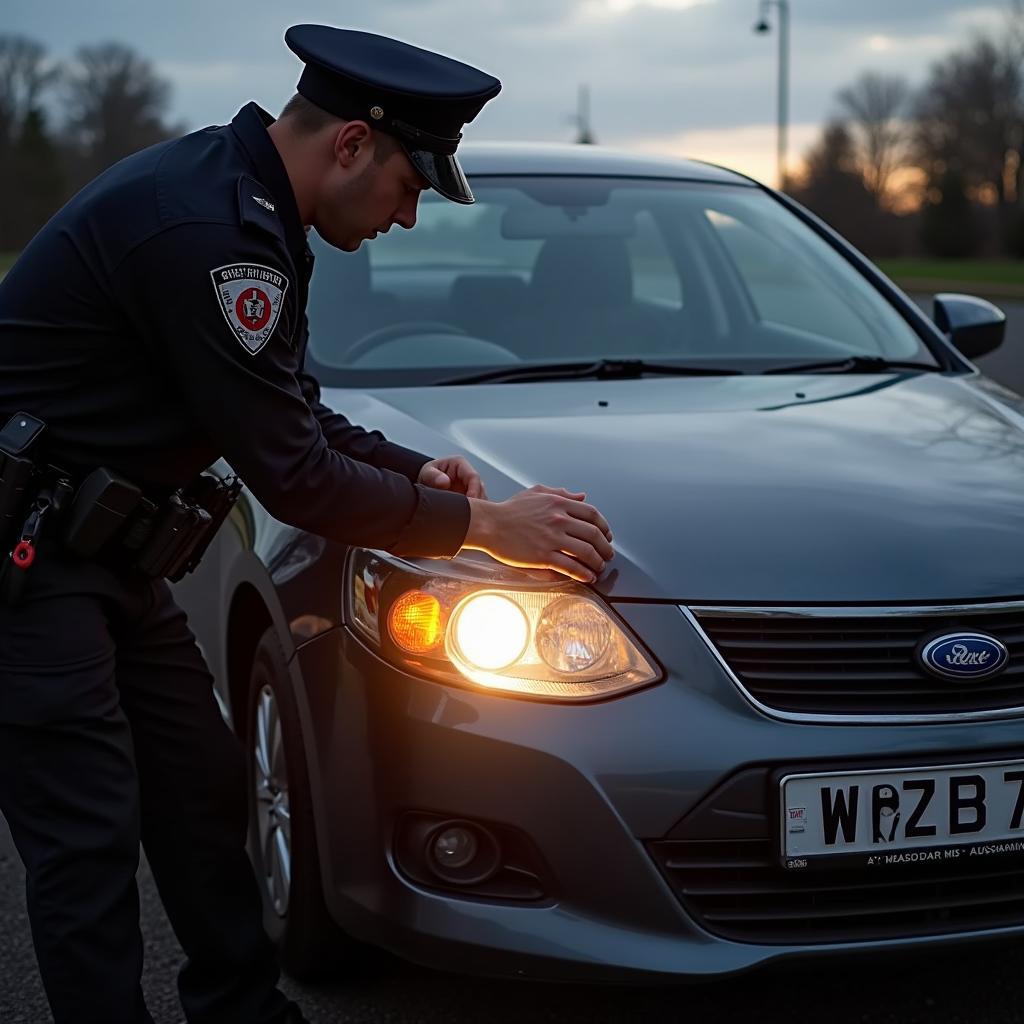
left=280, top=94, right=400, bottom=164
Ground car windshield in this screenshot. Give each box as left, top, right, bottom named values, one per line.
left=304, top=176, right=937, bottom=386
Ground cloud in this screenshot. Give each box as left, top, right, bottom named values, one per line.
left=7, top=0, right=1005, bottom=173
left=630, top=119, right=822, bottom=184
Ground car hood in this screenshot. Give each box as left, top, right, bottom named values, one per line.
left=325, top=372, right=1024, bottom=603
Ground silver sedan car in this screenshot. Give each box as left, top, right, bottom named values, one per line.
left=173, top=142, right=1024, bottom=983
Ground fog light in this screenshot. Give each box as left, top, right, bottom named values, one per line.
left=424, top=819, right=501, bottom=885
left=432, top=827, right=477, bottom=869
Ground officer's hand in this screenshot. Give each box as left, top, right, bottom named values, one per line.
left=418, top=456, right=488, bottom=499
left=463, top=484, right=614, bottom=584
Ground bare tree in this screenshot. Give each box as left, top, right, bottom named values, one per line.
left=1008, top=0, right=1024, bottom=59
left=912, top=36, right=1023, bottom=209
left=792, top=120, right=883, bottom=252
left=0, top=35, right=59, bottom=151
left=63, top=42, right=177, bottom=185
left=0, top=36, right=63, bottom=248
left=836, top=71, right=910, bottom=207
left=1005, top=0, right=1024, bottom=207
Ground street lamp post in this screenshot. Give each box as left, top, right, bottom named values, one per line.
left=754, top=0, right=790, bottom=191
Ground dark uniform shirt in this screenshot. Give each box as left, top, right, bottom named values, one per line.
left=0, top=102, right=470, bottom=558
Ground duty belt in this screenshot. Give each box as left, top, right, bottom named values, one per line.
left=0, top=411, right=242, bottom=605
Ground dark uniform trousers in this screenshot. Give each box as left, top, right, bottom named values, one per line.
left=0, top=543, right=296, bottom=1024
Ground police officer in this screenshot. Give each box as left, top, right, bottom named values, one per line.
left=0, top=24, right=613, bottom=1024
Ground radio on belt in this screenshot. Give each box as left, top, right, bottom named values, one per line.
left=0, top=412, right=46, bottom=550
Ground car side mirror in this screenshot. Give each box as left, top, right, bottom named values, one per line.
left=932, top=293, right=1006, bottom=359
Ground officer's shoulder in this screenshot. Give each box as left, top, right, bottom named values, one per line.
left=236, top=175, right=286, bottom=242
left=152, top=129, right=286, bottom=245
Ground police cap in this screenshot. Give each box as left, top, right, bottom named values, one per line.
left=285, top=25, right=501, bottom=205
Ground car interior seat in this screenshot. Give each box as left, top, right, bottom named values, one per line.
left=305, top=244, right=403, bottom=362
left=507, top=236, right=678, bottom=360
left=449, top=274, right=529, bottom=348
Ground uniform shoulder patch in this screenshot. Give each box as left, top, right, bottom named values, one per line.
left=210, top=263, right=289, bottom=355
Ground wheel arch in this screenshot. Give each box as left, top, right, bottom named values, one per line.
left=226, top=583, right=275, bottom=737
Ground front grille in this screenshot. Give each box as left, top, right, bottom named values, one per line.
left=652, top=765, right=1024, bottom=945
left=690, top=602, right=1024, bottom=717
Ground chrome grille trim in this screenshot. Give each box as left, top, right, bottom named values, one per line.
left=681, top=601, right=1024, bottom=725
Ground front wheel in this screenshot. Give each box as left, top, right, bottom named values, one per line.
left=245, top=626, right=351, bottom=979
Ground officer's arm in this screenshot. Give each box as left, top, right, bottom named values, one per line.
left=295, top=313, right=430, bottom=484
left=113, top=225, right=469, bottom=557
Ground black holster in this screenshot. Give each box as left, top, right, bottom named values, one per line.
left=62, top=468, right=243, bottom=583
left=1, top=410, right=243, bottom=593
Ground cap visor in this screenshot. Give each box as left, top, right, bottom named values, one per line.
left=405, top=146, right=474, bottom=205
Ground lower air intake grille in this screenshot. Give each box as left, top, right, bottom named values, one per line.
left=652, top=764, right=1024, bottom=945
left=650, top=836, right=1024, bottom=944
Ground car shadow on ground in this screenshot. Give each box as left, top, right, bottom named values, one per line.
left=282, top=933, right=1023, bottom=1024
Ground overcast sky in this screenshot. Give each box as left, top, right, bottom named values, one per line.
left=8, top=0, right=1007, bottom=185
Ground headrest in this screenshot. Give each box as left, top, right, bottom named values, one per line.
left=450, top=274, right=527, bottom=313
left=530, top=237, right=633, bottom=307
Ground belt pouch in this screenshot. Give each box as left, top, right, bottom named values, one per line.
left=172, top=474, right=243, bottom=580
left=60, top=467, right=143, bottom=556
left=132, top=496, right=211, bottom=579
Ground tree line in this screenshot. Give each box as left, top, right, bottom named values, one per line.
left=3, top=13, right=1024, bottom=262
left=789, top=2, right=1024, bottom=260
left=0, top=35, right=180, bottom=251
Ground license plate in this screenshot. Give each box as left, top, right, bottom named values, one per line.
left=780, top=758, right=1024, bottom=866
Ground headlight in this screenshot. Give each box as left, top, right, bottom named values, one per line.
left=346, top=549, right=660, bottom=702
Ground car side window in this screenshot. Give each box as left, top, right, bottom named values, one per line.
left=704, top=208, right=882, bottom=352
left=368, top=199, right=541, bottom=275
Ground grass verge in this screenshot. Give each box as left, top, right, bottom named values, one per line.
left=876, top=259, right=1024, bottom=300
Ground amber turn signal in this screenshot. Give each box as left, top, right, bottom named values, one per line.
left=387, top=590, right=444, bottom=654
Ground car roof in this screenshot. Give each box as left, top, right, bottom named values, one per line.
left=456, top=141, right=758, bottom=187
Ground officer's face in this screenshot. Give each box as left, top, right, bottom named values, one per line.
left=317, top=131, right=428, bottom=252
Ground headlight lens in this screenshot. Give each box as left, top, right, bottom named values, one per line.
left=449, top=592, right=530, bottom=671
left=536, top=596, right=612, bottom=672
left=347, top=550, right=659, bottom=702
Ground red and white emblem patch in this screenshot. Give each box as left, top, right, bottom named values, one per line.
left=210, top=263, right=289, bottom=355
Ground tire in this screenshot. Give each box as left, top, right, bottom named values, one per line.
left=245, top=626, right=349, bottom=980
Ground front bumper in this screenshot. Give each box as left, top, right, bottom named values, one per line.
left=292, top=601, right=1024, bottom=982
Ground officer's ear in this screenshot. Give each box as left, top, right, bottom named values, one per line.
left=334, top=120, right=372, bottom=168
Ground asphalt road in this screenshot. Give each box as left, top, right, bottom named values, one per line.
left=2, top=298, right=1024, bottom=1024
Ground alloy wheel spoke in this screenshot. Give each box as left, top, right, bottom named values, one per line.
left=255, top=690, right=273, bottom=779
left=252, top=683, right=291, bottom=917
left=274, top=826, right=292, bottom=890
left=255, top=775, right=274, bottom=804
left=262, top=816, right=277, bottom=871
left=270, top=708, right=285, bottom=784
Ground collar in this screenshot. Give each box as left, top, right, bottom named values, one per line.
left=230, top=102, right=308, bottom=258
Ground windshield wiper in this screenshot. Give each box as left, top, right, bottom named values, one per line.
left=762, top=355, right=941, bottom=375
left=437, top=358, right=743, bottom=386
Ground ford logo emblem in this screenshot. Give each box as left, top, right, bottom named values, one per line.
left=918, top=632, right=1009, bottom=681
